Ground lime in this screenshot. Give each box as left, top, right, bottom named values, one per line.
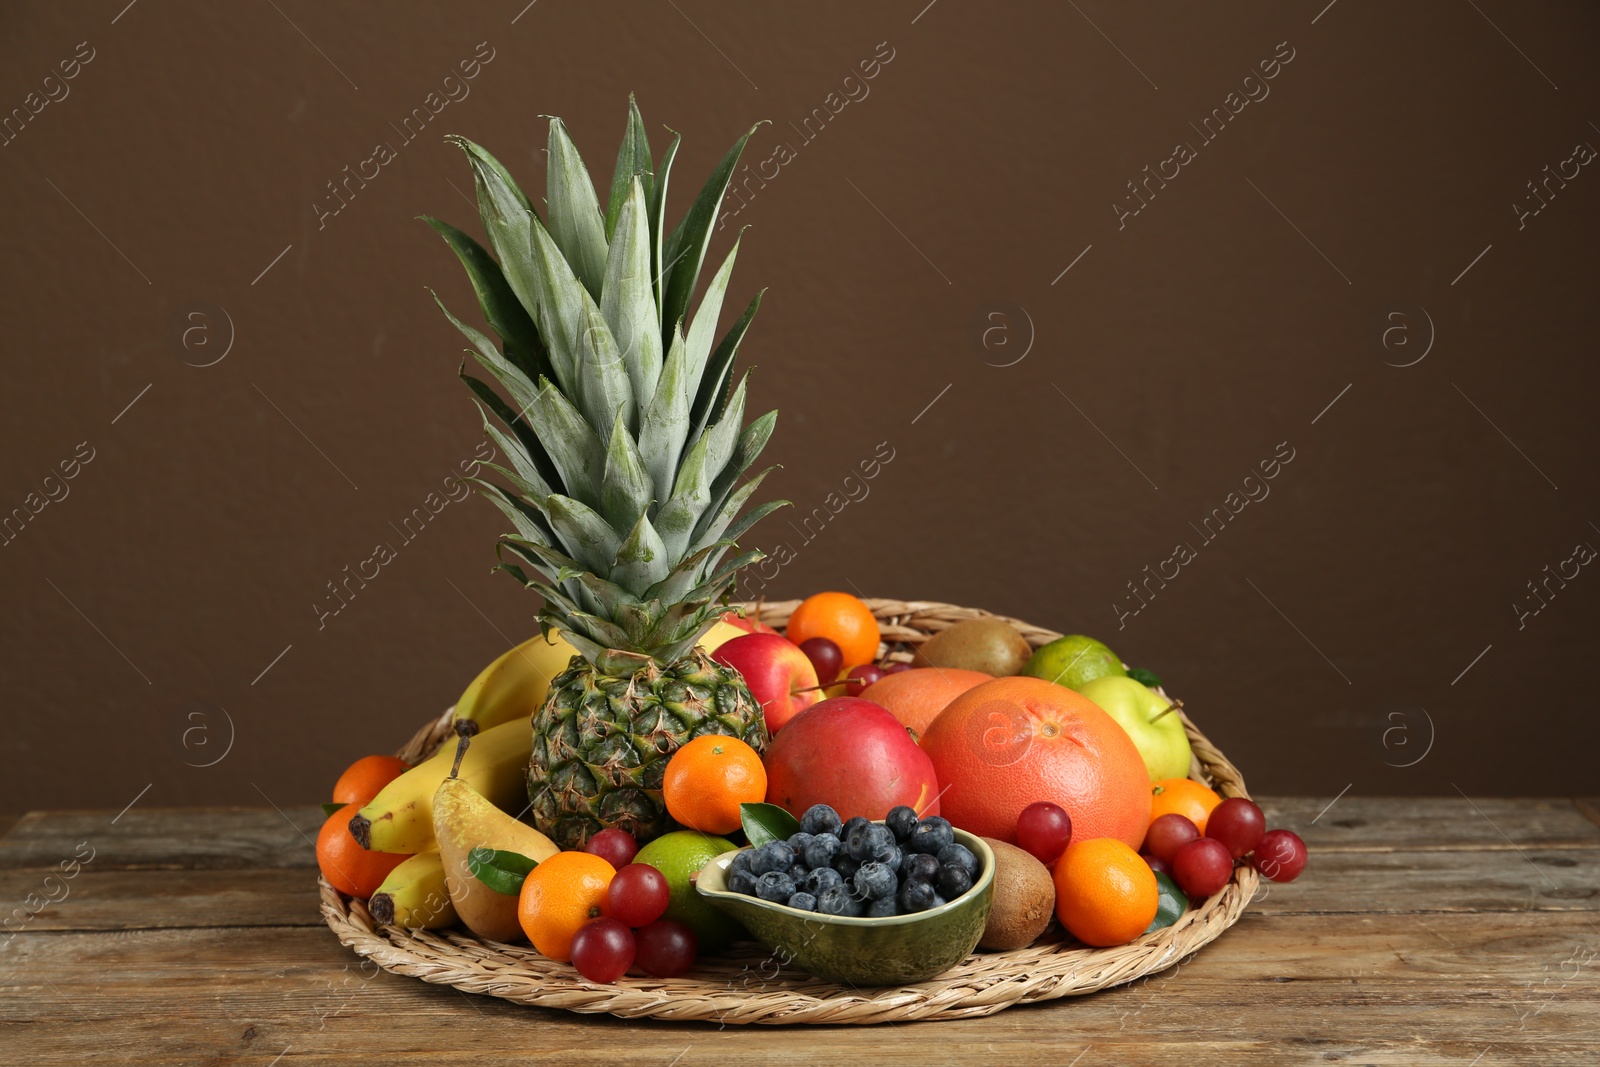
left=1022, top=634, right=1126, bottom=691
left=1144, top=871, right=1189, bottom=934
left=634, top=830, right=745, bottom=950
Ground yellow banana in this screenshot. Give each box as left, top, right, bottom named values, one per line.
left=367, top=850, right=457, bottom=929
left=452, top=633, right=578, bottom=734
left=350, top=720, right=531, bottom=855
left=453, top=624, right=745, bottom=735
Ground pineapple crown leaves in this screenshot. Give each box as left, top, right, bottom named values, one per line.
left=430, top=96, right=786, bottom=666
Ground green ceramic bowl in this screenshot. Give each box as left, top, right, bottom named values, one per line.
left=695, top=829, right=995, bottom=986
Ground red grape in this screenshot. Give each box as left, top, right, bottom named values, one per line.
left=881, top=661, right=914, bottom=675
left=1205, top=798, right=1265, bottom=859
left=798, top=637, right=842, bottom=683
left=1142, top=813, right=1200, bottom=864
left=1172, top=837, right=1234, bottom=898
left=571, top=917, right=635, bottom=983
left=608, top=863, right=670, bottom=927
left=1252, top=829, right=1308, bottom=883
left=633, top=918, right=698, bottom=978
left=845, top=663, right=884, bottom=696
left=1015, top=801, right=1073, bottom=865
left=1140, top=852, right=1172, bottom=877
left=585, top=828, right=638, bottom=869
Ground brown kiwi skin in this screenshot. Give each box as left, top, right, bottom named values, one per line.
left=912, top=618, right=1033, bottom=676
left=979, top=837, right=1056, bottom=951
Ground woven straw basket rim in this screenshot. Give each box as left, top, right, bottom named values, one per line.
left=320, top=598, right=1258, bottom=1025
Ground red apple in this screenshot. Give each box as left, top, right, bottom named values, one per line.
left=720, top=610, right=779, bottom=636
left=763, top=697, right=941, bottom=820
left=711, top=633, right=820, bottom=734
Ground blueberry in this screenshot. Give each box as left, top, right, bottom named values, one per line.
left=902, top=852, right=940, bottom=883
left=910, top=817, right=954, bottom=855
left=754, top=871, right=797, bottom=903
left=729, top=869, right=758, bottom=895
left=864, top=895, right=898, bottom=918
left=898, top=879, right=936, bottom=912
left=885, top=805, right=919, bottom=842
left=854, top=861, right=897, bottom=901
left=803, top=833, right=841, bottom=870
left=847, top=823, right=895, bottom=862
left=730, top=849, right=756, bottom=874
left=840, top=816, right=872, bottom=844
left=750, top=841, right=795, bottom=875
left=936, top=842, right=978, bottom=879
left=936, top=864, right=972, bottom=899
left=787, top=891, right=818, bottom=912
left=817, top=884, right=863, bottom=916
left=803, top=866, right=844, bottom=896
left=800, top=804, right=843, bottom=837
left=787, top=831, right=815, bottom=858
left=833, top=855, right=860, bottom=881
left=931, top=894, right=948, bottom=908
left=787, top=863, right=809, bottom=884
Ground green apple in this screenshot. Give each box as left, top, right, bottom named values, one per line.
left=1077, top=675, right=1191, bottom=781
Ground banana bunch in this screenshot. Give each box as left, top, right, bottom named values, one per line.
left=368, top=851, right=457, bottom=929
left=349, top=718, right=531, bottom=854
left=451, top=633, right=577, bottom=735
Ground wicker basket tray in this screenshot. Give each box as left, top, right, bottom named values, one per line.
left=320, top=598, right=1258, bottom=1024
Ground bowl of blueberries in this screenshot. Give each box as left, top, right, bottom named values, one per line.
left=695, top=802, right=995, bottom=986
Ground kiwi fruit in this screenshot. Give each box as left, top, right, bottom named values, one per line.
left=913, top=618, right=1033, bottom=676
left=979, top=838, right=1055, bottom=951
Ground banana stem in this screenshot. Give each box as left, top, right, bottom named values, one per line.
left=449, top=725, right=473, bottom=779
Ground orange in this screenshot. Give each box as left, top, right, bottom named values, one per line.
left=517, top=851, right=615, bottom=962
left=1149, top=778, right=1224, bottom=836
left=316, top=802, right=409, bottom=898
left=332, top=754, right=411, bottom=806
left=1054, top=838, right=1159, bottom=947
left=662, top=735, right=767, bottom=835
left=859, top=667, right=993, bottom=738
left=785, top=592, right=881, bottom=675
left=920, top=677, right=1152, bottom=850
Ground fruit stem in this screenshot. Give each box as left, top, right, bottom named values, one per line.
left=449, top=724, right=473, bottom=779
left=1150, top=699, right=1184, bottom=724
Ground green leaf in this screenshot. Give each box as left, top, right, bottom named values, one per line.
left=321, top=802, right=343, bottom=818
left=605, top=94, right=653, bottom=241
left=654, top=434, right=711, bottom=560
left=637, top=325, right=691, bottom=507
left=432, top=291, right=542, bottom=417
left=660, top=122, right=765, bottom=346
left=1128, top=668, right=1163, bottom=688
left=545, top=494, right=623, bottom=574
left=740, top=802, right=800, bottom=848
left=689, top=289, right=762, bottom=438
left=467, top=847, right=540, bottom=896
left=447, top=137, right=544, bottom=333
left=1145, top=871, right=1189, bottom=933
left=459, top=366, right=562, bottom=493
left=600, top=414, right=652, bottom=534
left=601, top=176, right=664, bottom=421
left=681, top=236, right=741, bottom=403
left=422, top=216, right=549, bottom=383
left=649, top=131, right=681, bottom=329
left=520, top=377, right=604, bottom=505
left=546, top=117, right=609, bottom=298
left=611, top=510, right=670, bottom=596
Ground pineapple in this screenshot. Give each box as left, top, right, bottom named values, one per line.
left=428, top=98, right=784, bottom=849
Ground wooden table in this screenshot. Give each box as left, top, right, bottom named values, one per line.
left=2, top=797, right=1597, bottom=1065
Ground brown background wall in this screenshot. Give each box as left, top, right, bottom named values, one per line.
left=3, top=2, right=1597, bottom=814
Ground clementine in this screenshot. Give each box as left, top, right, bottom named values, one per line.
left=316, top=801, right=409, bottom=898
left=331, top=754, right=411, bottom=806
left=518, top=850, right=615, bottom=962
left=858, top=666, right=993, bottom=737
left=1149, top=778, right=1224, bottom=835
left=920, top=676, right=1152, bottom=850
left=662, top=735, right=767, bottom=835
left=785, top=592, right=881, bottom=675
left=1054, top=837, right=1159, bottom=947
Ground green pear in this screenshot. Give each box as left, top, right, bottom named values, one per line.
left=1077, top=675, right=1191, bottom=781
left=433, top=765, right=559, bottom=942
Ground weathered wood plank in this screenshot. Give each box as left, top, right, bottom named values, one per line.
left=0, top=915, right=1594, bottom=1064
left=1258, top=796, right=1600, bottom=851
left=0, top=868, right=322, bottom=931
left=0, top=807, right=323, bottom=871
left=1574, top=798, right=1600, bottom=831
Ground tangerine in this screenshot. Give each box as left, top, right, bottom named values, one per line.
left=858, top=666, right=993, bottom=737
left=1149, top=778, right=1224, bottom=835
left=316, top=802, right=409, bottom=898
left=662, top=735, right=767, bottom=835
left=331, top=754, right=411, bottom=806
left=518, top=851, right=616, bottom=962
left=785, top=592, right=881, bottom=676
left=920, top=676, right=1152, bottom=850
left=1054, top=837, right=1159, bottom=947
